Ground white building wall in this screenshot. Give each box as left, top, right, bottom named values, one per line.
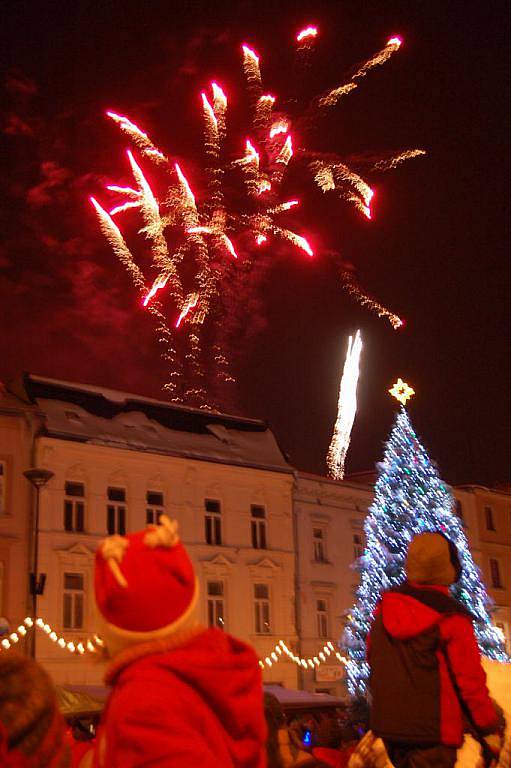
left=34, top=436, right=298, bottom=687
left=294, top=473, right=373, bottom=697
left=454, top=485, right=511, bottom=653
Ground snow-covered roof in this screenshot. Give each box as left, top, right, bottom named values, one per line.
left=15, top=374, right=292, bottom=474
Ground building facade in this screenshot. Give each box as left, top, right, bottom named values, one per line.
left=294, top=472, right=373, bottom=697
left=0, top=373, right=509, bottom=691
left=455, top=485, right=511, bottom=652
left=0, top=374, right=298, bottom=687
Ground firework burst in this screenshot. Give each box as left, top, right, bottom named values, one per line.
left=91, top=26, right=423, bottom=403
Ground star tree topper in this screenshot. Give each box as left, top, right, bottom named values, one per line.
left=389, top=378, right=415, bottom=406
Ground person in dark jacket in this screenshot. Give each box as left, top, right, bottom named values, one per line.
left=367, top=531, right=504, bottom=768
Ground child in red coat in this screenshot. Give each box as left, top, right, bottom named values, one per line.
left=77, top=516, right=266, bottom=768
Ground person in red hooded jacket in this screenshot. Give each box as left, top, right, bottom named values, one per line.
left=367, top=531, right=504, bottom=768
left=76, top=515, right=266, bottom=768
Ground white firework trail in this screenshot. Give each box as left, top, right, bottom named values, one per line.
left=327, top=329, right=363, bottom=480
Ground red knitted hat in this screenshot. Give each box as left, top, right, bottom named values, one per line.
left=95, top=516, right=197, bottom=633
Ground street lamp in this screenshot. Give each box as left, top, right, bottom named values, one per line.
left=23, top=468, right=54, bottom=657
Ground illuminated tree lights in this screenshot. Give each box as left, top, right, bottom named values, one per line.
left=91, top=25, right=423, bottom=403
left=342, top=402, right=509, bottom=696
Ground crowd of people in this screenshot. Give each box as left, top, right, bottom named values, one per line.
left=0, top=518, right=507, bottom=767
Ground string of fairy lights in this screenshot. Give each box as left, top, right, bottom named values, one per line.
left=258, top=639, right=347, bottom=671
left=0, top=617, right=104, bottom=655
left=0, top=618, right=348, bottom=672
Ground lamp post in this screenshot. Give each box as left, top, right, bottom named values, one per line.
left=23, top=468, right=54, bottom=657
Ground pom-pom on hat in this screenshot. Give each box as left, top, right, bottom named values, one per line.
left=95, top=516, right=198, bottom=644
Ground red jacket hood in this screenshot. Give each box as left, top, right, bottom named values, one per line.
left=107, top=627, right=265, bottom=766
left=380, top=586, right=449, bottom=640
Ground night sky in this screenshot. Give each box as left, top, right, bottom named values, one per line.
left=3, top=1, right=510, bottom=486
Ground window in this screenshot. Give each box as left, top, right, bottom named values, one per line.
left=316, top=599, right=329, bottom=638
left=254, top=583, right=271, bottom=634
left=146, top=491, right=164, bottom=525
left=64, top=482, right=85, bottom=533
left=205, top=499, right=222, bottom=545
left=0, top=461, right=5, bottom=515
left=485, top=505, right=496, bottom=531
left=63, top=572, right=84, bottom=629
left=489, top=558, right=503, bottom=588
left=251, top=505, right=267, bottom=549
left=207, top=581, right=225, bottom=629
left=107, top=487, right=126, bottom=535
left=313, top=527, right=327, bottom=562
left=353, top=533, right=364, bottom=559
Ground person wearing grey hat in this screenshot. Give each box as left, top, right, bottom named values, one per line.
left=367, top=532, right=504, bottom=768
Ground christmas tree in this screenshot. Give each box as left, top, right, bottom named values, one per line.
left=343, top=379, right=509, bottom=695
